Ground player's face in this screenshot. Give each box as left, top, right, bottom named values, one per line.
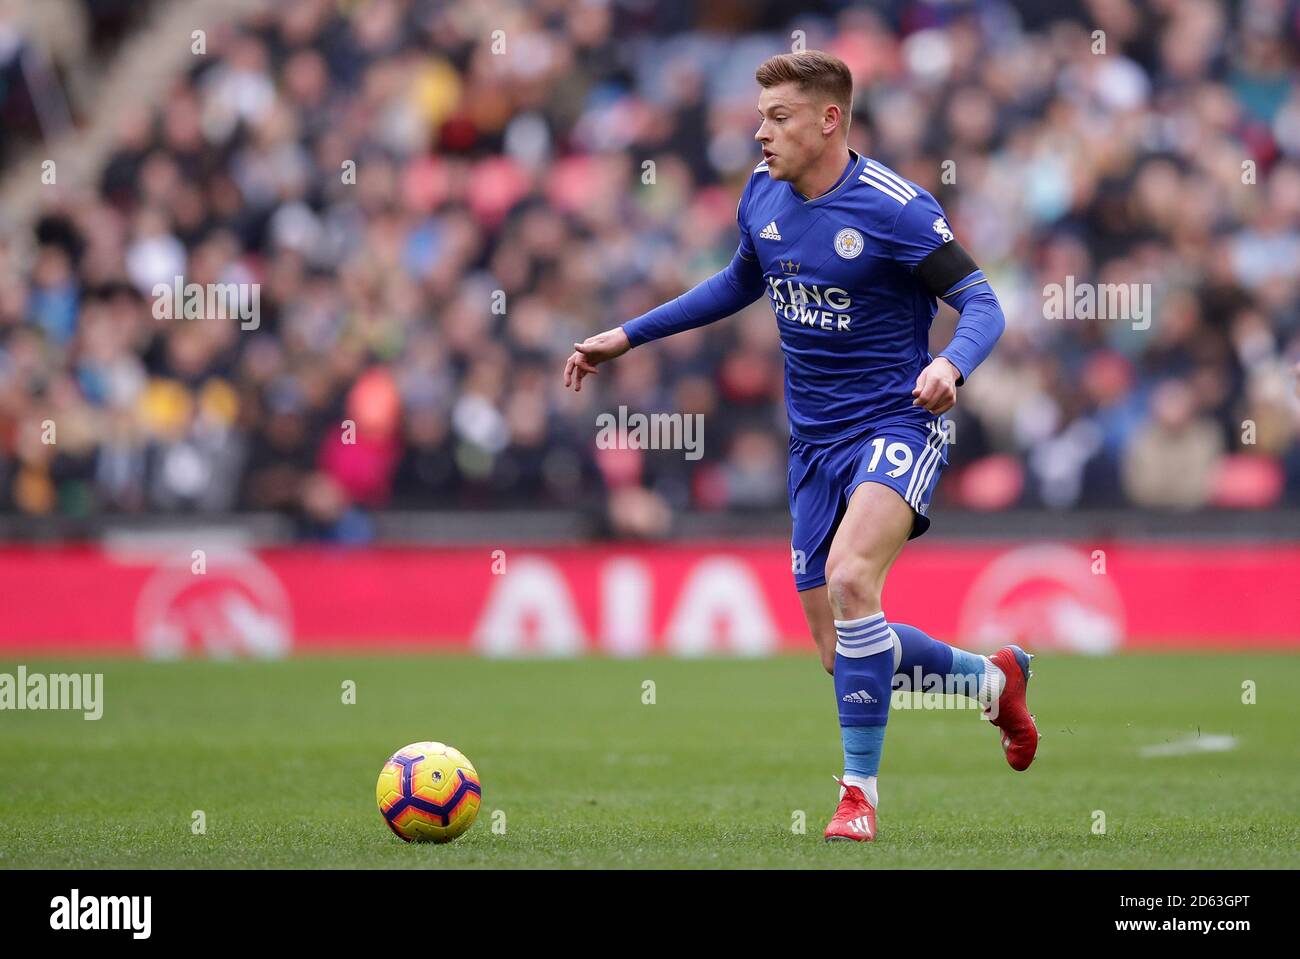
left=755, top=83, right=832, bottom=182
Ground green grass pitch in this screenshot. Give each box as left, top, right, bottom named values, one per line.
left=1, top=652, right=1297, bottom=868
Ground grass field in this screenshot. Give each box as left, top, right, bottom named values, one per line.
left=1, top=653, right=1297, bottom=868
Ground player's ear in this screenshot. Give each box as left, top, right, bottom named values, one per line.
left=823, top=104, right=840, bottom=137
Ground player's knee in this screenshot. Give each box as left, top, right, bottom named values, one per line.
left=825, top=556, right=881, bottom=617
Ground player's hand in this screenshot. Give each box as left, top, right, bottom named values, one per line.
left=912, top=357, right=961, bottom=414
left=563, top=327, right=631, bottom=392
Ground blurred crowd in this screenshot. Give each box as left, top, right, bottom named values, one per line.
left=2, top=0, right=1299, bottom=540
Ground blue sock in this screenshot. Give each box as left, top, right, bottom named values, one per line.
left=891, top=621, right=996, bottom=701
left=842, top=724, right=885, bottom=780
left=835, top=612, right=895, bottom=806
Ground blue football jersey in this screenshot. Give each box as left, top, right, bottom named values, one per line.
left=737, top=149, right=956, bottom=443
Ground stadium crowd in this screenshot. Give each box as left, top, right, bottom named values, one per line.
left=2, top=0, right=1299, bottom=539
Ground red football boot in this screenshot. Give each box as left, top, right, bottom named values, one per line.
left=985, top=645, right=1038, bottom=771
left=824, top=776, right=877, bottom=842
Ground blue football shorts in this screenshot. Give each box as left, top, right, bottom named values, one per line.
left=788, top=415, right=949, bottom=591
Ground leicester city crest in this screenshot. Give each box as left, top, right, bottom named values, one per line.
left=834, top=227, right=864, bottom=259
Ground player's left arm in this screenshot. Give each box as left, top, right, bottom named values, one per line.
left=887, top=190, right=1006, bottom=415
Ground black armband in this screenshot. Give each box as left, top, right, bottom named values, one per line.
left=916, top=241, right=980, bottom=299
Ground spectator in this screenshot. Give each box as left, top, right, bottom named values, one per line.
left=0, top=0, right=1297, bottom=534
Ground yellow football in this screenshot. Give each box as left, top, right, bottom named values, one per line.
left=376, top=741, right=481, bottom=843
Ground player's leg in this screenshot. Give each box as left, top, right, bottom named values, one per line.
left=805, top=585, right=1026, bottom=731
left=799, top=525, right=905, bottom=676
left=889, top=621, right=1038, bottom=770
left=890, top=622, right=1003, bottom=704
left=823, top=480, right=911, bottom=817
left=789, top=436, right=897, bottom=841
left=833, top=416, right=1037, bottom=772
left=797, top=587, right=836, bottom=675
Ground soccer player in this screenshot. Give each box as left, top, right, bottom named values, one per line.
left=562, top=51, right=1037, bottom=842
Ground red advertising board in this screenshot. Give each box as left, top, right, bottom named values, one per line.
left=0, top=542, right=1295, bottom=657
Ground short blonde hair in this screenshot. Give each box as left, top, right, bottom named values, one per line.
left=755, top=50, right=853, bottom=129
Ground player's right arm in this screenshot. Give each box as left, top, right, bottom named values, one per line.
left=563, top=174, right=767, bottom=392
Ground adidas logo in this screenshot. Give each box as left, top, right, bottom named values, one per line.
left=842, top=689, right=877, bottom=704
left=759, top=220, right=782, bottom=240
left=849, top=816, right=873, bottom=835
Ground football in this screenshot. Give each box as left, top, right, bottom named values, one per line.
left=376, top=742, right=482, bottom=843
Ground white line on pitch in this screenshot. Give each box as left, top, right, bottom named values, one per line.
left=1139, top=734, right=1238, bottom=758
